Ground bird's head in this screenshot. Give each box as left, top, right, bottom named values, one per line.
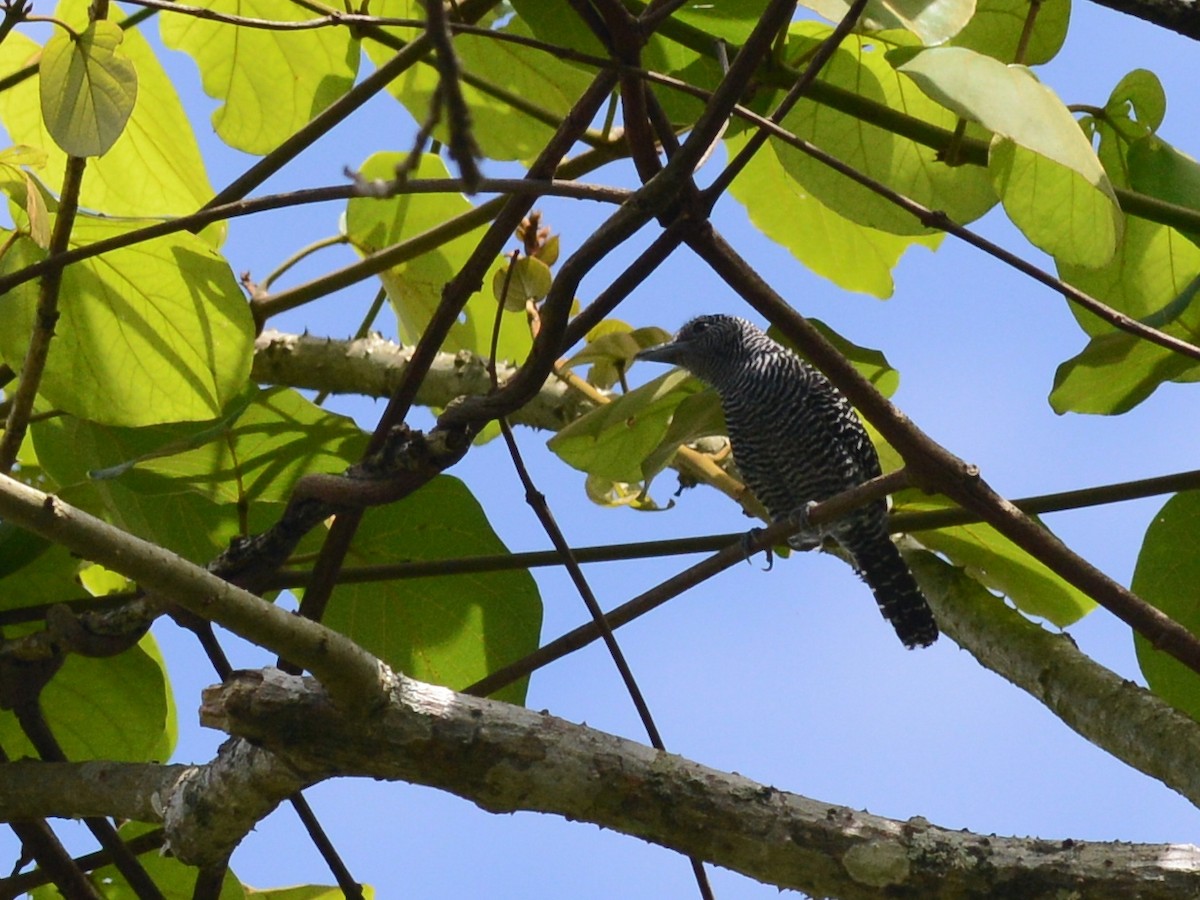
left=635, top=314, right=765, bottom=381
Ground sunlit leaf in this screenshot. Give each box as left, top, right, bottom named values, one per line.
left=548, top=370, right=700, bottom=483
left=727, top=130, right=941, bottom=298
left=949, top=0, right=1069, bottom=64
left=902, top=47, right=1121, bottom=266
left=346, top=153, right=533, bottom=364
left=160, top=0, right=358, bottom=155
left=0, top=19, right=214, bottom=222
left=899, top=494, right=1096, bottom=626
left=40, top=20, right=137, bottom=157
left=34, top=822, right=247, bottom=900
left=804, top=0, right=976, bottom=45
left=493, top=255, right=552, bottom=310
left=777, top=28, right=997, bottom=238
left=367, top=3, right=594, bottom=162
left=0, top=630, right=173, bottom=763
left=0, top=218, right=253, bottom=426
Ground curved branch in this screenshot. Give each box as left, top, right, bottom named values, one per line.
left=0, top=473, right=387, bottom=715
left=6, top=668, right=1195, bottom=897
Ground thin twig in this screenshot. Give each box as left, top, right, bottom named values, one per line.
left=425, top=0, right=482, bottom=190
left=0, top=177, right=628, bottom=301
left=465, top=471, right=909, bottom=697
left=0, top=155, right=86, bottom=473
left=492, top=256, right=667, bottom=747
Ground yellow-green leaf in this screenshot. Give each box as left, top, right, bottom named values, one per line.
left=727, top=129, right=940, bottom=297
left=776, top=28, right=997, bottom=238
left=160, top=0, right=358, bottom=155
left=902, top=47, right=1121, bottom=266
left=327, top=477, right=542, bottom=707
left=548, top=370, right=700, bottom=483
left=949, top=0, right=1069, bottom=64
left=367, top=3, right=595, bottom=162
left=346, top=153, right=533, bottom=364
left=0, top=24, right=215, bottom=222
left=1133, top=493, right=1200, bottom=721
left=39, top=20, right=137, bottom=157
left=804, top=0, right=976, bottom=45
left=493, top=255, right=552, bottom=310
left=0, top=217, right=254, bottom=426
left=900, top=495, right=1096, bottom=626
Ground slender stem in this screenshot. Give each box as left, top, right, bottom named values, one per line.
left=465, top=471, right=908, bottom=697
left=0, top=177, right=628, bottom=301
left=0, top=155, right=86, bottom=473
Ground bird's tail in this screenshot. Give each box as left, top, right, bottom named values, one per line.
left=840, top=519, right=938, bottom=648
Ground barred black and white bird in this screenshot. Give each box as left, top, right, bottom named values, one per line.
left=636, top=314, right=938, bottom=648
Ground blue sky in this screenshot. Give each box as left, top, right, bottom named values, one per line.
left=4, top=1, right=1200, bottom=896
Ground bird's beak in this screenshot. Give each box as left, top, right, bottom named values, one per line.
left=634, top=341, right=682, bottom=364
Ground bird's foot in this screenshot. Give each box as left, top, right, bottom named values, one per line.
left=741, top=527, right=775, bottom=571
left=786, top=502, right=823, bottom=551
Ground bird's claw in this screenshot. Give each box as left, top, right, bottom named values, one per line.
left=787, top=501, right=822, bottom=551
left=741, top=527, right=774, bottom=571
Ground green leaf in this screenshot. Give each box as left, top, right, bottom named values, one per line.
left=493, top=255, right=552, bottom=310
left=101, top=387, right=368, bottom=506
left=778, top=28, right=997, bottom=237
left=0, top=144, right=51, bottom=247
left=39, top=20, right=137, bottom=157
left=1105, top=69, right=1166, bottom=137
left=0, top=632, right=174, bottom=762
left=0, top=17, right=214, bottom=222
left=949, top=0, right=1069, bottom=64
left=248, top=886, right=373, bottom=900
left=1050, top=326, right=1200, bottom=416
left=768, top=319, right=901, bottom=398
left=1051, top=206, right=1200, bottom=415
left=902, top=47, right=1121, bottom=266
left=1128, top=135, right=1200, bottom=245
left=0, top=218, right=254, bottom=426
left=325, top=477, right=542, bottom=706
left=639, top=389, right=726, bottom=484
left=564, top=321, right=670, bottom=390
left=346, top=153, right=533, bottom=364
left=367, top=4, right=595, bottom=162
left=160, top=0, right=358, bottom=155
left=804, top=0, right=976, bottom=46
left=548, top=370, right=701, bottom=483
left=1132, top=493, right=1200, bottom=720
left=899, top=495, right=1096, bottom=625
left=726, top=130, right=940, bottom=298
left=29, top=391, right=354, bottom=566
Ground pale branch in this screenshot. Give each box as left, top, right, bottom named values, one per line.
left=908, top=550, right=1200, bottom=811
left=0, top=473, right=387, bottom=715
left=251, top=329, right=595, bottom=431
left=7, top=667, right=1195, bottom=897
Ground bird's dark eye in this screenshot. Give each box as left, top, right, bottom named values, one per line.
left=691, top=321, right=710, bottom=334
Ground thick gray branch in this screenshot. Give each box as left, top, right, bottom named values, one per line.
left=3, top=666, right=1197, bottom=896
left=252, top=330, right=595, bottom=431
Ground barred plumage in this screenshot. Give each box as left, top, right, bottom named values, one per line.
left=637, top=314, right=938, bottom=648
